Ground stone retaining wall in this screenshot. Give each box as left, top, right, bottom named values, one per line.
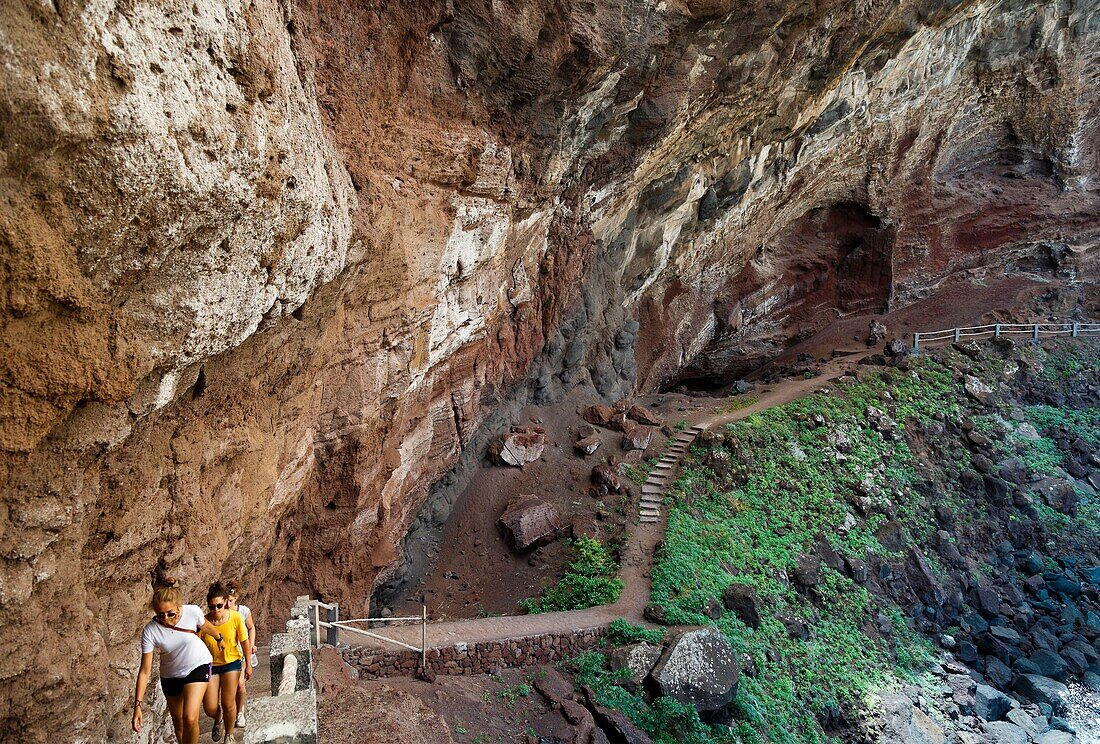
left=342, top=627, right=608, bottom=678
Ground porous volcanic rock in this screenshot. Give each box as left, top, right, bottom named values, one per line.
left=648, top=627, right=740, bottom=713
left=2, top=0, right=1099, bottom=738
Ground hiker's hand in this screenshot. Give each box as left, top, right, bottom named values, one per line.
left=132, top=706, right=142, bottom=733
left=245, top=664, right=253, bottom=681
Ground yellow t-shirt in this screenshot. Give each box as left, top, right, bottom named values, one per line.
left=200, top=610, right=247, bottom=666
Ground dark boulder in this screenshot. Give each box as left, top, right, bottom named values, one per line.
left=1013, top=674, right=1070, bottom=715
left=583, top=404, right=627, bottom=431
left=792, top=554, right=820, bottom=587
left=605, top=643, right=663, bottom=693
left=723, top=583, right=761, bottom=629
left=1028, top=649, right=1069, bottom=681
left=498, top=495, right=563, bottom=551
left=648, top=628, right=740, bottom=713
left=974, top=683, right=1013, bottom=721
left=575, top=434, right=602, bottom=456
left=626, top=404, right=662, bottom=427
left=621, top=422, right=654, bottom=451
left=591, top=464, right=622, bottom=493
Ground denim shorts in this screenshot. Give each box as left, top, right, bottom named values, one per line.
left=211, top=659, right=242, bottom=675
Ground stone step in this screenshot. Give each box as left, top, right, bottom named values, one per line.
left=640, top=516, right=659, bottom=524
left=640, top=496, right=663, bottom=506
left=640, top=510, right=660, bottom=519
left=641, top=485, right=663, bottom=494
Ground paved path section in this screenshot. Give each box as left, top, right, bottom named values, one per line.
left=347, top=356, right=865, bottom=653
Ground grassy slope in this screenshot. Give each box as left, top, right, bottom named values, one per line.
left=572, top=339, right=1100, bottom=743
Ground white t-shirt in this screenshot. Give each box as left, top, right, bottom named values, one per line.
left=141, top=604, right=213, bottom=678
left=235, top=604, right=252, bottom=648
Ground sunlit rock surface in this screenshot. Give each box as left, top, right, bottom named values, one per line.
left=0, top=0, right=1097, bottom=738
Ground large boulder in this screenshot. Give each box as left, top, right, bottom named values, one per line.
left=965, top=375, right=995, bottom=403
left=606, top=643, right=664, bottom=692
left=980, top=721, right=1029, bottom=744
left=867, top=320, right=888, bottom=346
left=723, top=583, right=762, bottom=629
left=648, top=627, right=740, bottom=713
left=489, top=428, right=546, bottom=467
left=1013, top=674, right=1070, bottom=716
left=583, top=404, right=627, bottom=431
left=1028, top=649, right=1070, bottom=681
left=498, top=495, right=562, bottom=551
left=591, top=464, right=623, bottom=493
left=574, top=434, right=602, bottom=456
left=626, top=404, right=663, bottom=427
left=975, top=683, right=1013, bottom=721
left=876, top=693, right=945, bottom=744
left=621, top=422, right=654, bottom=451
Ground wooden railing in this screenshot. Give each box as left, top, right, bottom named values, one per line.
left=913, top=321, right=1100, bottom=353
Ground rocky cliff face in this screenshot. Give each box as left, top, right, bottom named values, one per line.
left=0, top=0, right=1097, bottom=739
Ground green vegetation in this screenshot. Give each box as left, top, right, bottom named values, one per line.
left=562, top=651, right=725, bottom=744
left=621, top=457, right=657, bottom=486
left=606, top=618, right=666, bottom=646
left=497, top=682, right=532, bottom=704
left=642, top=357, right=961, bottom=741
left=712, top=394, right=761, bottom=416
left=521, top=537, right=623, bottom=613
left=564, top=340, right=1100, bottom=742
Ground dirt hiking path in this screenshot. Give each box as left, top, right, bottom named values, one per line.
left=351, top=354, right=869, bottom=651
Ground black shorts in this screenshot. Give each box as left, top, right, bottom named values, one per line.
left=212, top=659, right=242, bottom=675
left=160, top=663, right=210, bottom=697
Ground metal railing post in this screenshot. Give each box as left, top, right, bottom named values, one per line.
left=311, top=601, right=320, bottom=648
left=1033, top=324, right=1040, bottom=343
left=994, top=324, right=1001, bottom=337
left=912, top=333, right=920, bottom=355
left=1072, top=322, right=1079, bottom=338
left=421, top=603, right=427, bottom=668
left=326, top=603, right=340, bottom=646
left=954, top=328, right=961, bottom=343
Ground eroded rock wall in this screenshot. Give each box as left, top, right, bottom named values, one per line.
left=0, top=0, right=1097, bottom=739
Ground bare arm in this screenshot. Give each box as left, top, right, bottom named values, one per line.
left=132, top=651, right=153, bottom=732
left=199, top=618, right=226, bottom=650
left=245, top=611, right=256, bottom=652
left=240, top=615, right=253, bottom=680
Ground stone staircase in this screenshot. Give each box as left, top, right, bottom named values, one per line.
left=639, top=424, right=703, bottom=523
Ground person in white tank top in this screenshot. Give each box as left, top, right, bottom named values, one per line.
left=225, top=580, right=256, bottom=728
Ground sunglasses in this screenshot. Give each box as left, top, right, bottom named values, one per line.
left=154, top=610, right=178, bottom=620
left=209, top=602, right=226, bottom=610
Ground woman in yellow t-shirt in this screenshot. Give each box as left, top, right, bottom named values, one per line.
left=199, top=582, right=252, bottom=743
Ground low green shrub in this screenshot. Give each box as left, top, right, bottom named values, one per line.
left=521, top=537, right=623, bottom=613
left=607, top=618, right=666, bottom=646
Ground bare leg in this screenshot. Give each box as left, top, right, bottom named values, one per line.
left=166, top=693, right=185, bottom=743
left=180, top=682, right=207, bottom=744
left=220, top=671, right=241, bottom=739
left=236, top=673, right=247, bottom=716
left=203, top=673, right=221, bottom=720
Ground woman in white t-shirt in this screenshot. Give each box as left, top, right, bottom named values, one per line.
left=225, top=580, right=256, bottom=729
left=131, top=578, right=227, bottom=744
